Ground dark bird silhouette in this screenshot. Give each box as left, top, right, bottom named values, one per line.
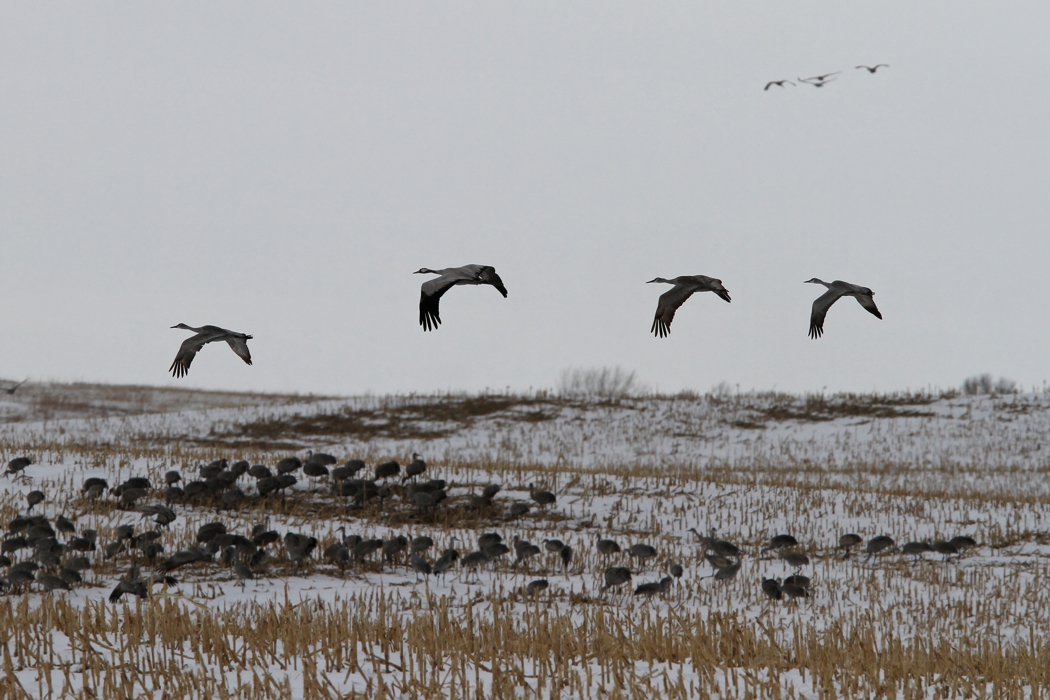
left=856, top=64, right=889, bottom=73
left=799, top=72, right=840, bottom=87
left=433, top=548, right=459, bottom=577
left=901, top=541, right=933, bottom=563
left=506, top=502, right=529, bottom=519
left=838, top=533, right=863, bottom=557
left=761, top=578, right=783, bottom=601
left=403, top=453, right=426, bottom=482
left=634, top=576, right=672, bottom=598
left=628, top=543, right=657, bottom=568
left=804, top=278, right=882, bottom=339
left=704, top=559, right=742, bottom=582
left=375, top=461, right=400, bottom=481
left=26, top=491, right=45, bottom=512
left=780, top=581, right=809, bottom=601
left=865, top=535, right=896, bottom=562
left=409, top=553, right=432, bottom=580
left=647, top=276, right=731, bottom=337
left=932, top=540, right=959, bottom=561
left=169, top=324, right=252, bottom=378
left=559, top=545, right=573, bottom=572
left=690, top=528, right=742, bottom=560
left=460, top=550, right=490, bottom=577
left=764, top=80, right=795, bottom=90
left=2, top=379, right=28, bottom=395
left=4, top=457, right=32, bottom=479
left=761, top=534, right=799, bottom=553
left=525, top=579, right=549, bottom=596
left=602, top=566, right=632, bottom=592
left=779, top=551, right=810, bottom=571
left=415, top=265, right=508, bottom=331
left=529, top=484, right=556, bottom=508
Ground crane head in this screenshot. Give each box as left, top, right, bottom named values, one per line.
left=170, top=323, right=192, bottom=330
left=414, top=268, right=434, bottom=275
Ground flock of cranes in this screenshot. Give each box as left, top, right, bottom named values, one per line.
left=167, top=266, right=882, bottom=377
left=1, top=453, right=979, bottom=604
left=764, top=63, right=889, bottom=90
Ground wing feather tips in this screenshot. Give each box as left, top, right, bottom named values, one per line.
left=169, top=357, right=188, bottom=378
left=651, top=317, right=669, bottom=338
left=419, top=291, right=441, bottom=331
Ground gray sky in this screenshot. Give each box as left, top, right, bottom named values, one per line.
left=2, top=3, right=1048, bottom=395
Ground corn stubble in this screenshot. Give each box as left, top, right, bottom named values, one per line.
left=2, top=384, right=1050, bottom=697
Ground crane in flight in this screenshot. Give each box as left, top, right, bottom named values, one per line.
left=764, top=80, right=795, bottom=91
left=1, top=379, right=28, bottom=395
left=415, top=265, right=508, bottom=331
left=799, top=72, right=840, bottom=87
left=804, top=279, right=882, bottom=339
left=168, top=324, right=253, bottom=377
left=647, top=275, right=731, bottom=338
left=856, top=64, right=889, bottom=73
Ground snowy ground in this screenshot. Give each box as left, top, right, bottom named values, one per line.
left=1, top=384, right=1049, bottom=698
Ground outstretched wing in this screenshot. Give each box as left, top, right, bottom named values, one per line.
left=651, top=287, right=695, bottom=338
left=694, top=276, right=732, bottom=303
left=225, top=336, right=253, bottom=365
left=169, top=334, right=208, bottom=378
left=419, top=277, right=459, bottom=331
left=809, top=288, right=843, bottom=339
left=477, top=266, right=508, bottom=297
left=855, top=294, right=882, bottom=320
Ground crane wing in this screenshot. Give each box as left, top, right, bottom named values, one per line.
left=693, top=276, right=732, bottom=303
left=419, top=277, right=459, bottom=331
left=169, top=334, right=208, bottom=378
left=476, top=266, right=508, bottom=297
left=809, top=288, right=843, bottom=339
left=225, top=336, right=253, bottom=365
left=651, top=287, right=695, bottom=338
left=854, top=294, right=882, bottom=319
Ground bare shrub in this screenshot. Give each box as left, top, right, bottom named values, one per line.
left=963, top=374, right=1017, bottom=395
left=557, top=366, right=643, bottom=400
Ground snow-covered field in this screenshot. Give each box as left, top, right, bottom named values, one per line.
left=1, top=383, right=1049, bottom=698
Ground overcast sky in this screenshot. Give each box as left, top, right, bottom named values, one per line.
left=2, top=3, right=1047, bottom=396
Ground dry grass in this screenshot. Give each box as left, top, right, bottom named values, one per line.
left=2, top=383, right=1050, bottom=698
left=3, top=589, right=1047, bottom=700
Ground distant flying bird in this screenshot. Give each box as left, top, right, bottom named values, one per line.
left=415, top=265, right=508, bottom=331
left=2, top=379, right=28, bottom=395
left=168, top=324, right=253, bottom=378
left=856, top=64, right=889, bottom=73
left=804, top=279, right=882, bottom=339
left=764, top=80, right=795, bottom=91
left=800, top=72, right=841, bottom=84
left=647, top=275, right=731, bottom=338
